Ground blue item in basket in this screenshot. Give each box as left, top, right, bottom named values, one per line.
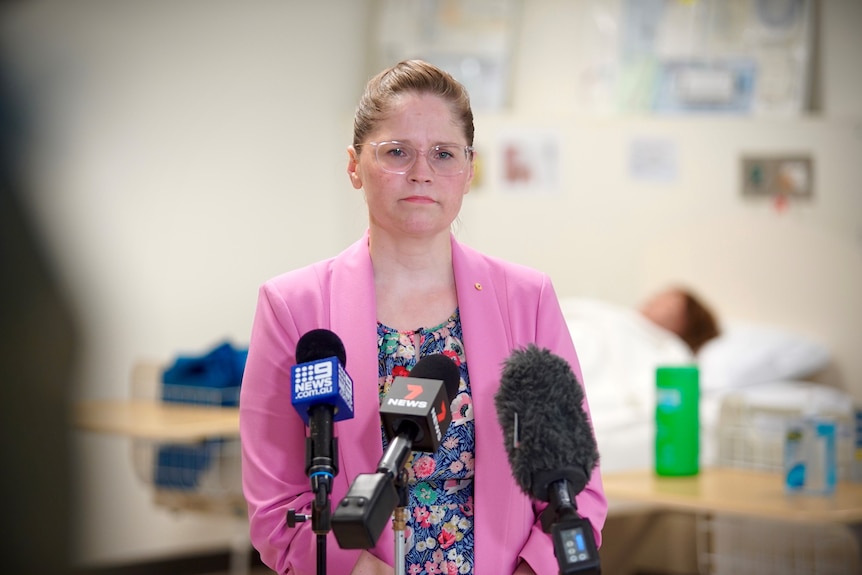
left=161, top=341, right=248, bottom=406
left=154, top=440, right=219, bottom=490
left=155, top=342, right=246, bottom=490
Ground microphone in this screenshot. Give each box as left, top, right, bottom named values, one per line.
left=495, top=344, right=601, bottom=574
left=380, top=353, right=460, bottom=455
left=291, top=328, right=355, bottom=426
left=331, top=353, right=460, bottom=549
left=288, top=329, right=355, bottom=534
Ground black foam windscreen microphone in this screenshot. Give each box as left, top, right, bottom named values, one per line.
left=495, top=344, right=599, bottom=502
left=408, top=353, right=461, bottom=398
left=495, top=345, right=602, bottom=574
left=296, top=328, right=347, bottom=366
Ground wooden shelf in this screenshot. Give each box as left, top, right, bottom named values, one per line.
left=74, top=399, right=240, bottom=442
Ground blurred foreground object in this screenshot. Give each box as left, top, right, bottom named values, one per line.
left=0, top=58, right=79, bottom=574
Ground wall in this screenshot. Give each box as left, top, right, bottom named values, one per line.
left=460, top=0, right=862, bottom=395
left=1, top=0, right=373, bottom=566
left=1, top=0, right=859, bottom=568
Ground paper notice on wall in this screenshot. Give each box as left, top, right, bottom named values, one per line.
left=627, top=137, right=678, bottom=183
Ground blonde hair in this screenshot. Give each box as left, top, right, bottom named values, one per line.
left=352, top=60, right=474, bottom=149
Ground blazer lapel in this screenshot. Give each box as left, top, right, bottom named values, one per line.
left=452, top=237, right=523, bottom=573
left=327, top=233, right=396, bottom=561
left=329, top=233, right=384, bottom=480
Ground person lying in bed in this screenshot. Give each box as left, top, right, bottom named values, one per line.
left=558, top=287, right=720, bottom=474
left=638, top=286, right=720, bottom=354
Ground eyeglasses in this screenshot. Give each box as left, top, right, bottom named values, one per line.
left=357, top=141, right=474, bottom=176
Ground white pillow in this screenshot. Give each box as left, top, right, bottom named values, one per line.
left=698, top=320, right=831, bottom=393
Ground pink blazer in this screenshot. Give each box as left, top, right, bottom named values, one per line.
left=240, top=232, right=607, bottom=575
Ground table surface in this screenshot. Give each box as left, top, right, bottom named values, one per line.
left=73, top=403, right=862, bottom=526
left=602, top=467, right=862, bottom=524
left=74, top=398, right=240, bottom=442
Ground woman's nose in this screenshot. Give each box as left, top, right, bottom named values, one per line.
left=408, top=152, right=435, bottom=180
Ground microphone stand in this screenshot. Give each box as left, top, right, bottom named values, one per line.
left=311, top=468, right=333, bottom=575
left=286, top=489, right=331, bottom=575
left=288, top=406, right=338, bottom=575
left=392, top=469, right=409, bottom=575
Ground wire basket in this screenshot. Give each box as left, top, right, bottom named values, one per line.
left=716, top=382, right=854, bottom=478
left=699, top=382, right=858, bottom=575
left=130, top=361, right=245, bottom=515
left=162, top=383, right=241, bottom=407
left=132, top=436, right=244, bottom=514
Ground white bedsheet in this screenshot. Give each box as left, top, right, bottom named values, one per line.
left=560, top=298, right=719, bottom=473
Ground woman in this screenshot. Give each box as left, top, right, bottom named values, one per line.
left=240, top=60, right=606, bottom=575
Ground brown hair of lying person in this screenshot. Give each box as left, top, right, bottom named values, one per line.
left=640, top=286, right=721, bottom=354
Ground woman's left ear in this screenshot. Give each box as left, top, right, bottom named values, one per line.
left=347, top=146, right=363, bottom=190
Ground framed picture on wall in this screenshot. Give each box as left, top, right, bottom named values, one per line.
left=576, top=0, right=814, bottom=116
left=371, top=0, right=521, bottom=111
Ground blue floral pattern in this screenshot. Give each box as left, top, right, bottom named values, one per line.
left=378, top=308, right=475, bottom=575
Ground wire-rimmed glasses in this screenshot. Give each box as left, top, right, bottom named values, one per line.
left=357, top=141, right=474, bottom=176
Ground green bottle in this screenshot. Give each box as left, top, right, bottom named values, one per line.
left=655, top=365, right=699, bottom=476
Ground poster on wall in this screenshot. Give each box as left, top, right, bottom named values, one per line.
left=496, top=130, right=561, bottom=195
left=576, top=0, right=813, bottom=116
left=372, top=0, right=521, bottom=111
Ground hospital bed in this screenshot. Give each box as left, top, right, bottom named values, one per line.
left=559, top=297, right=860, bottom=575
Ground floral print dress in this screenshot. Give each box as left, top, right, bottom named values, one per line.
left=378, top=308, right=475, bottom=575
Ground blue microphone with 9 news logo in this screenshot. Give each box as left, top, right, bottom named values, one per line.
left=288, top=329, right=355, bottom=536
